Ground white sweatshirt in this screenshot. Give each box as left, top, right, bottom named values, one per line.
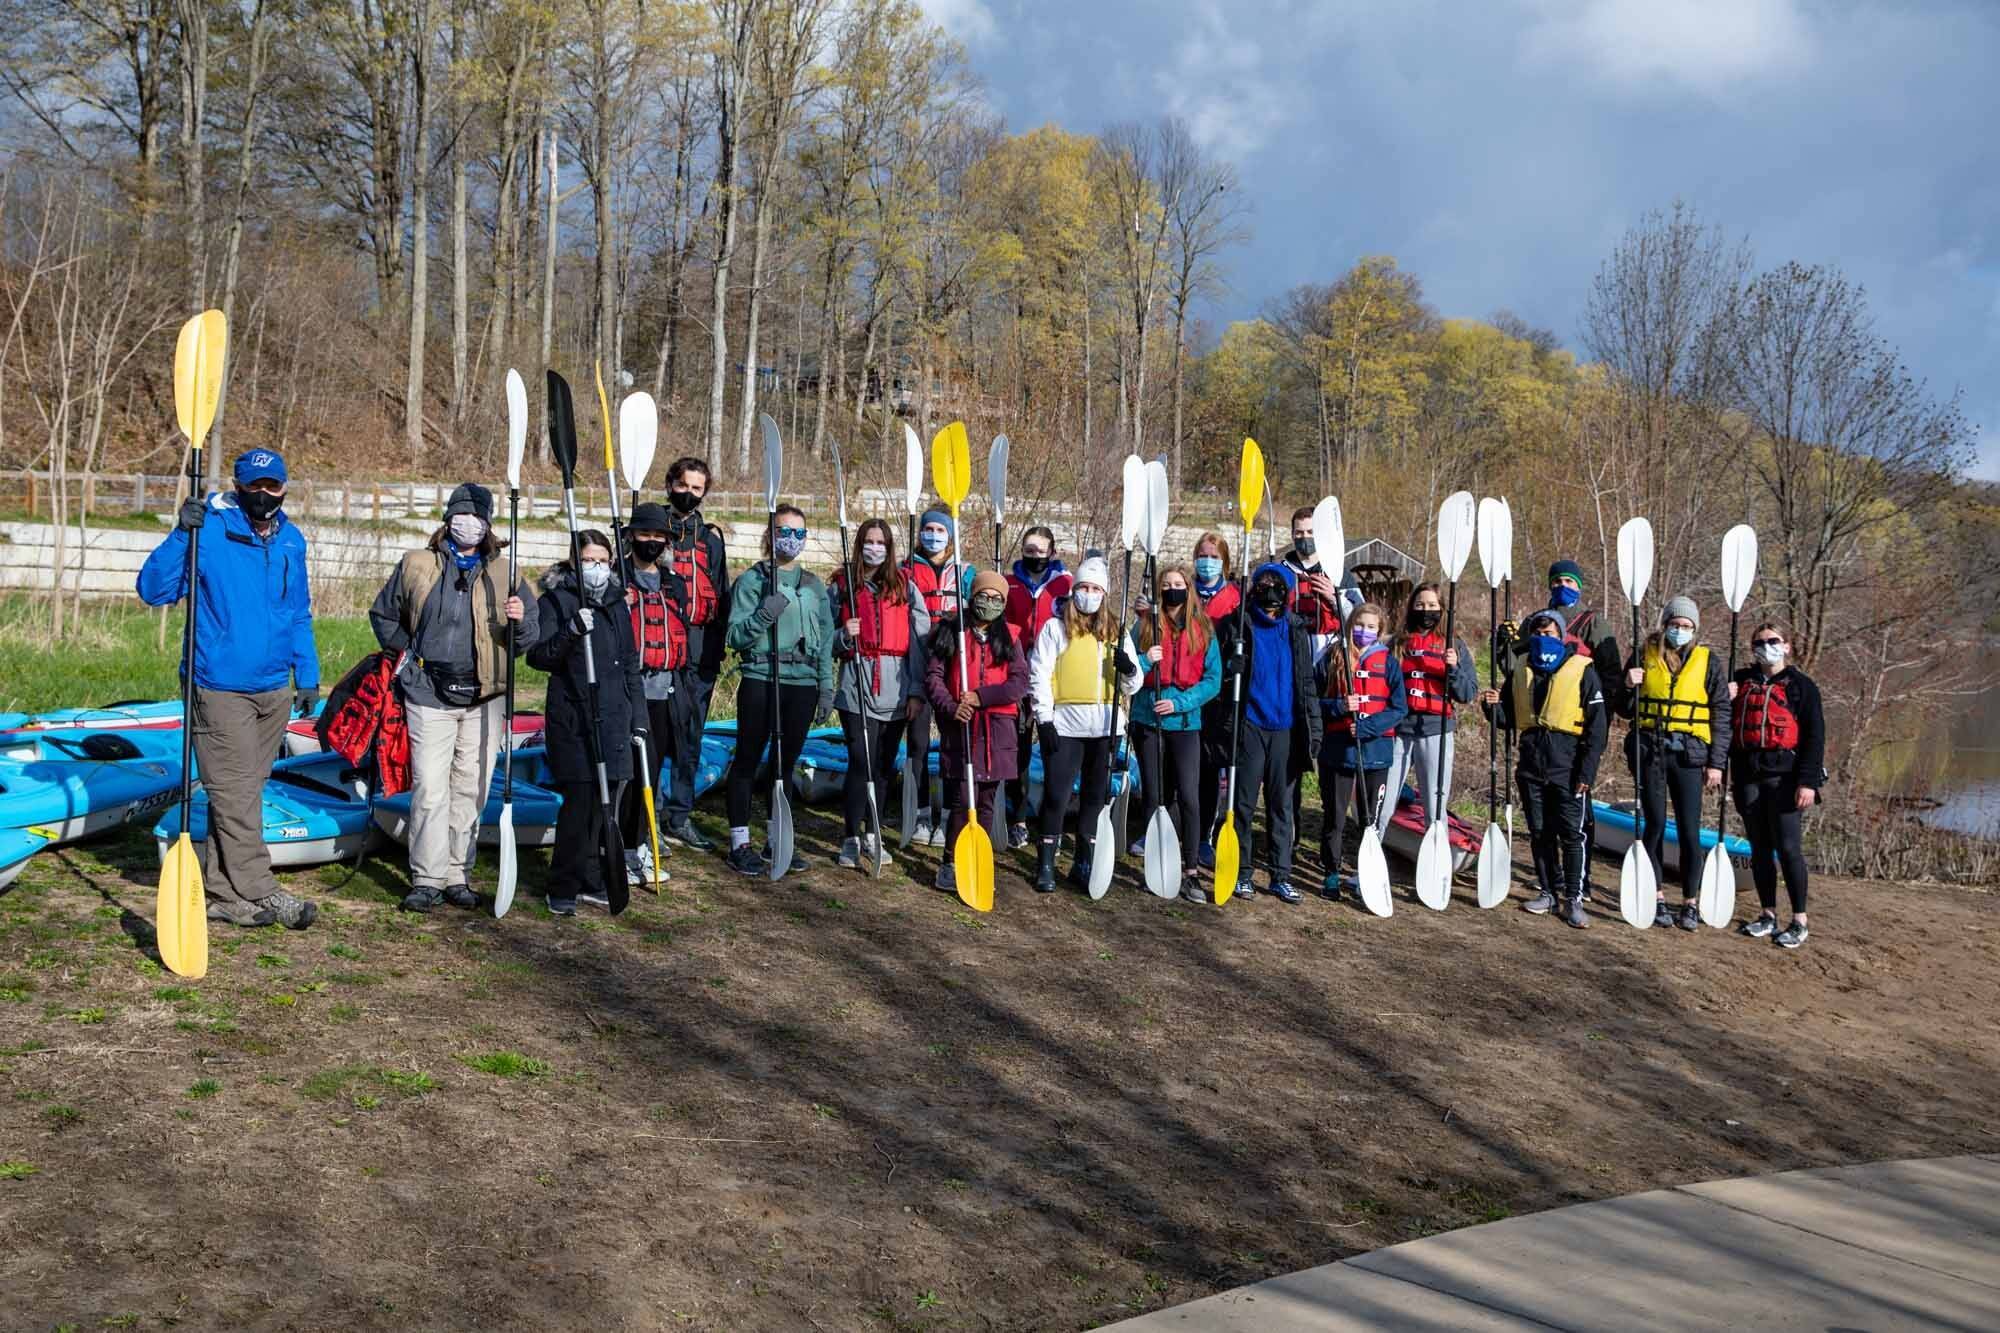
left=1031, top=617, right=1142, bottom=738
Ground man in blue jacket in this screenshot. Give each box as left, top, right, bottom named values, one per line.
left=138, top=448, right=320, bottom=930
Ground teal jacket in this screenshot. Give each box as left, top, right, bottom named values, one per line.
left=1130, top=633, right=1221, bottom=733
left=727, top=560, right=837, bottom=692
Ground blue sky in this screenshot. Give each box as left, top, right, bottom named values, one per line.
left=923, top=0, right=2000, bottom=477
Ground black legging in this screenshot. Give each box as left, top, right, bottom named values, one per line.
left=724, top=679, right=816, bottom=830
left=1637, top=738, right=1708, bottom=901
left=1519, top=776, right=1586, bottom=900
left=1736, top=776, right=1808, bottom=914
left=1040, top=732, right=1112, bottom=856
left=1136, top=725, right=1199, bottom=856
left=838, top=709, right=897, bottom=839
left=903, top=698, right=942, bottom=825
left=1319, top=759, right=1388, bottom=882
left=1004, top=714, right=1041, bottom=828
left=1198, top=701, right=1233, bottom=844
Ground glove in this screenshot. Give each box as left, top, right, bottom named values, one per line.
left=572, top=607, right=596, bottom=635
left=1308, top=735, right=1323, bottom=765
left=754, top=592, right=788, bottom=626
left=1115, top=647, right=1138, bottom=676
left=178, top=498, right=206, bottom=531
left=293, top=687, right=319, bottom=718
left=813, top=689, right=833, bottom=729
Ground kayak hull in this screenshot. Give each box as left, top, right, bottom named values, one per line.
left=0, top=756, right=182, bottom=848
left=1590, top=800, right=1749, bottom=889
left=150, top=751, right=376, bottom=869
left=1381, top=800, right=1481, bottom=874
left=0, top=828, right=51, bottom=889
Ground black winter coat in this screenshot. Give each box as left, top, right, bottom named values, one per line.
left=527, top=567, right=647, bottom=784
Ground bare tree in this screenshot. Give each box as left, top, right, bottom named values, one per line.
left=1161, top=132, right=1245, bottom=488
left=702, top=0, right=761, bottom=470
left=406, top=0, right=437, bottom=457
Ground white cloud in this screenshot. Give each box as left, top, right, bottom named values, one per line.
left=917, top=0, right=997, bottom=46
left=1519, top=0, right=1816, bottom=95
left=1152, top=2, right=1293, bottom=159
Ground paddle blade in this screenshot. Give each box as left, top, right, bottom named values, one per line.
left=593, top=362, right=616, bottom=471
left=1414, top=821, right=1452, bottom=911
left=899, top=757, right=919, bottom=847
left=931, top=421, right=972, bottom=508
left=1236, top=438, right=1265, bottom=530
left=173, top=310, right=228, bottom=450
left=495, top=804, right=518, bottom=918
left=1212, top=813, right=1240, bottom=905
left=1120, top=454, right=1145, bottom=550
left=618, top=392, right=659, bottom=492
left=767, top=783, right=794, bottom=881
left=156, top=833, right=208, bottom=979
left=1619, top=844, right=1658, bottom=928
left=903, top=422, right=924, bottom=516
left=830, top=434, right=850, bottom=530
left=1311, top=495, right=1345, bottom=581
left=1477, top=497, right=1504, bottom=588
left=761, top=414, right=784, bottom=512
left=1087, top=805, right=1116, bottom=899
left=1721, top=523, right=1759, bottom=613
left=1699, top=843, right=1734, bottom=928
left=1475, top=825, right=1510, bottom=908
left=1142, top=459, right=1171, bottom=556
left=987, top=434, right=1009, bottom=523
left=1357, top=826, right=1393, bottom=918
left=1143, top=807, right=1181, bottom=899
left=505, top=369, right=528, bottom=488
left=1495, top=498, right=1514, bottom=583
left=547, top=371, right=578, bottom=483
left=1617, top=516, right=1655, bottom=608
left=1438, top=490, right=1477, bottom=582
left=954, top=822, right=995, bottom=913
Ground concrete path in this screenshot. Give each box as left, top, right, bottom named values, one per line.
left=1105, top=1155, right=2000, bottom=1331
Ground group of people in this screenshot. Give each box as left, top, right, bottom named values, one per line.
left=139, top=450, right=1826, bottom=948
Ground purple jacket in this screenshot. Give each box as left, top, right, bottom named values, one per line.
left=924, top=622, right=1031, bottom=782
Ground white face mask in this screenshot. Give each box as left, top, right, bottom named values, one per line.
left=448, top=514, right=487, bottom=547
left=1071, top=587, right=1104, bottom=615
left=860, top=542, right=887, bottom=567
left=581, top=561, right=613, bottom=593
left=1754, top=641, right=1787, bottom=666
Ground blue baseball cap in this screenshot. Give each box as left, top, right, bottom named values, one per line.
left=233, top=448, right=287, bottom=486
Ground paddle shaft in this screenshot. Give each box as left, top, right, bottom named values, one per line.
left=1432, top=577, right=1460, bottom=825
left=1716, top=609, right=1739, bottom=836
left=1215, top=522, right=1255, bottom=841
left=1502, top=575, right=1514, bottom=801
left=1630, top=600, right=1644, bottom=857
left=766, top=513, right=784, bottom=821
left=503, top=485, right=518, bottom=803
left=1486, top=584, right=1498, bottom=826
left=834, top=508, right=883, bottom=846
left=948, top=535, right=977, bottom=834
left=174, top=442, right=203, bottom=837
left=560, top=486, right=617, bottom=821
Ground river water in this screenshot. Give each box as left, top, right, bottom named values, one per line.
left=1869, top=650, right=2000, bottom=838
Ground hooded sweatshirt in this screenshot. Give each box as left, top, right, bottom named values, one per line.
left=1244, top=562, right=1301, bottom=732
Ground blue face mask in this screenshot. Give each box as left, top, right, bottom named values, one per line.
left=920, top=529, right=949, bottom=555
left=1549, top=583, right=1581, bottom=609
left=1664, top=625, right=1694, bottom=649
left=1194, top=556, right=1223, bottom=585
left=1527, top=634, right=1565, bottom=673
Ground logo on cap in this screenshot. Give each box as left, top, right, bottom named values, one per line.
left=249, top=451, right=276, bottom=467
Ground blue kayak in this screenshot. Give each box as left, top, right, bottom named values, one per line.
left=151, top=751, right=375, bottom=869
left=0, top=728, right=188, bottom=765
left=0, top=700, right=187, bottom=733
left=1590, top=799, right=1752, bottom=883
left=0, top=827, right=52, bottom=889
left=370, top=751, right=564, bottom=849
left=0, top=753, right=183, bottom=846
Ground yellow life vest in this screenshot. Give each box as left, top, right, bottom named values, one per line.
left=1510, top=654, right=1589, bottom=737
left=1636, top=643, right=1712, bottom=742
left=1052, top=630, right=1109, bottom=705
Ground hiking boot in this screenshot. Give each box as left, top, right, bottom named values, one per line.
left=1271, top=880, right=1301, bottom=904
left=1034, top=844, right=1058, bottom=894
left=1561, top=895, right=1589, bottom=929
left=664, top=820, right=715, bottom=852
left=1652, top=900, right=1676, bottom=929
left=934, top=863, right=957, bottom=893
left=1322, top=875, right=1345, bottom=903
left=207, top=899, right=277, bottom=928
left=1523, top=889, right=1556, bottom=915
left=441, top=883, right=478, bottom=909
left=547, top=896, right=577, bottom=917
left=726, top=843, right=768, bottom=877
left=1775, top=922, right=1809, bottom=950
left=837, top=837, right=862, bottom=869
left=1738, top=914, right=1777, bottom=939
left=1181, top=878, right=1209, bottom=905
left=400, top=886, right=445, bottom=914
left=260, top=890, right=317, bottom=930
left=1008, top=822, right=1030, bottom=850
left=1676, top=901, right=1701, bottom=932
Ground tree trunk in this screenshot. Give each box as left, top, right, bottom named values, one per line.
left=590, top=0, right=615, bottom=384
left=1169, top=307, right=1185, bottom=488
left=540, top=127, right=559, bottom=457
left=212, top=0, right=268, bottom=455
left=449, top=5, right=468, bottom=429
left=733, top=168, right=775, bottom=476
left=704, top=8, right=753, bottom=471
left=405, top=0, right=435, bottom=459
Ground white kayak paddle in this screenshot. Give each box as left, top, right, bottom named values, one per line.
left=1700, top=523, right=1759, bottom=928
left=1474, top=495, right=1512, bottom=909
left=1617, top=515, right=1658, bottom=928
left=1416, top=490, right=1476, bottom=912
left=495, top=367, right=528, bottom=919
left=1140, top=458, right=1179, bottom=899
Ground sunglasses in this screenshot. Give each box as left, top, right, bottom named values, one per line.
left=777, top=527, right=807, bottom=540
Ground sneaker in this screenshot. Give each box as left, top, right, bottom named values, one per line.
left=1271, top=880, right=1301, bottom=904
left=1652, top=900, right=1675, bottom=929
left=1197, top=841, right=1216, bottom=871
left=1008, top=822, right=1030, bottom=850
left=1322, top=875, right=1345, bottom=903
left=441, top=883, right=479, bottom=909
left=1561, top=896, right=1589, bottom=929
left=664, top=820, right=715, bottom=852
left=837, top=837, right=861, bottom=869
left=1738, top=915, right=1777, bottom=939
left=726, top=843, right=768, bottom=877
left=1578, top=886, right=1595, bottom=904
left=400, top=886, right=444, bottom=913
left=578, top=889, right=612, bottom=910
left=934, top=863, right=957, bottom=893
left=260, top=890, right=317, bottom=930
left=927, top=821, right=948, bottom=848
left=1775, top=922, right=1809, bottom=950
left=1181, top=879, right=1209, bottom=905
left=625, top=846, right=655, bottom=885
left=1523, top=890, right=1556, bottom=915
left=1127, top=835, right=1147, bottom=858
left=911, top=818, right=934, bottom=848
left=548, top=896, right=577, bottom=917
left=1235, top=877, right=1256, bottom=901
left=1676, top=901, right=1701, bottom=932
left=863, top=833, right=890, bottom=868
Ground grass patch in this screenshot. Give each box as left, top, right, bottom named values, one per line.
left=186, top=1079, right=221, bottom=1100
left=0, top=1161, right=36, bottom=1179
left=457, top=1051, right=548, bottom=1079
left=43, top=1104, right=83, bottom=1130
left=300, top=1065, right=437, bottom=1101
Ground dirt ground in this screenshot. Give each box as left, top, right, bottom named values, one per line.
left=3, top=798, right=1996, bottom=1332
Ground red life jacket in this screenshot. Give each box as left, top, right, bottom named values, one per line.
left=904, top=556, right=961, bottom=616
left=1145, top=616, right=1207, bottom=691
left=1200, top=580, right=1242, bottom=623
left=1562, top=606, right=1599, bottom=659
left=1287, top=560, right=1341, bottom=634
left=1733, top=676, right=1802, bottom=752
left=625, top=583, right=687, bottom=672
left=318, top=651, right=411, bottom=796
left=1005, top=567, right=1072, bottom=646
left=950, top=627, right=1017, bottom=778
left=832, top=570, right=912, bottom=694
left=668, top=529, right=721, bottom=626
left=1400, top=630, right=1453, bottom=717
left=1325, top=641, right=1392, bottom=736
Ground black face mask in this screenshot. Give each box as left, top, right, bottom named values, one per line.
left=1254, top=583, right=1287, bottom=611
left=1410, top=608, right=1441, bottom=631
left=1292, top=537, right=1316, bottom=559
left=1162, top=587, right=1189, bottom=609
left=236, top=488, right=282, bottom=522
left=668, top=489, right=701, bottom=516
left=630, top=538, right=666, bottom=565
left=1021, top=554, right=1049, bottom=575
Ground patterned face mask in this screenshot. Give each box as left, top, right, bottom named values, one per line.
left=774, top=529, right=807, bottom=560
left=448, top=515, right=487, bottom=547
left=860, top=542, right=887, bottom=566
left=972, top=595, right=1005, bottom=622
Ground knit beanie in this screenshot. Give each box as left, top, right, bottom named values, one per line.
left=1525, top=607, right=1568, bottom=637
left=1662, top=596, right=1701, bottom=631
left=1548, top=558, right=1585, bottom=588
left=970, top=570, right=1008, bottom=601
left=1073, top=555, right=1110, bottom=591
left=443, top=482, right=494, bottom=523
left=920, top=507, right=954, bottom=540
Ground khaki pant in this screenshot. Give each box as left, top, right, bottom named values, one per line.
left=192, top=686, right=291, bottom=921
left=404, top=695, right=503, bottom=888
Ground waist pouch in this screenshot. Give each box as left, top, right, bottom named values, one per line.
left=422, top=659, right=481, bottom=708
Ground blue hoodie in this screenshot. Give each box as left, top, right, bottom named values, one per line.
left=137, top=491, right=319, bottom=694
left=1243, top=562, right=1298, bottom=732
